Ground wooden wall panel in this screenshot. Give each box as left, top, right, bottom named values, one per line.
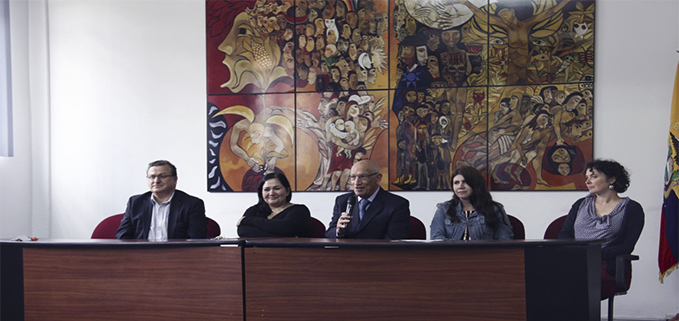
left=244, top=247, right=525, bottom=321
left=23, top=246, right=242, bottom=321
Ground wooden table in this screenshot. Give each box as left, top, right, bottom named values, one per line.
left=1, top=238, right=601, bottom=321
left=243, top=238, right=601, bottom=321
left=1, top=239, right=243, bottom=321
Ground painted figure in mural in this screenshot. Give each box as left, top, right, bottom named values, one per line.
left=212, top=102, right=296, bottom=191
left=452, top=0, right=572, bottom=85
left=455, top=84, right=591, bottom=190
left=297, top=91, right=387, bottom=191
left=280, top=0, right=390, bottom=92
left=217, top=0, right=294, bottom=93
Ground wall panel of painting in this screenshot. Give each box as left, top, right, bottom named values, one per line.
left=206, top=0, right=594, bottom=192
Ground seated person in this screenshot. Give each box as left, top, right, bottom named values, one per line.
left=430, top=166, right=513, bottom=240
left=559, top=159, right=644, bottom=299
left=116, top=160, right=207, bottom=240
left=326, top=159, right=410, bottom=239
left=237, top=172, right=312, bottom=237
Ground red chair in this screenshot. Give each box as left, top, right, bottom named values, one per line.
left=506, top=214, right=525, bottom=240
left=206, top=217, right=221, bottom=238
left=91, top=214, right=124, bottom=239
left=91, top=214, right=220, bottom=239
left=310, top=217, right=326, bottom=238
left=543, top=215, right=567, bottom=239
left=408, top=216, right=426, bottom=239
left=543, top=215, right=638, bottom=321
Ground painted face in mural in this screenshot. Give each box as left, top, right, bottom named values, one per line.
left=336, top=59, right=349, bottom=78
left=449, top=53, right=468, bottom=85
left=499, top=101, right=509, bottom=114
left=248, top=123, right=265, bottom=144
left=347, top=102, right=360, bottom=118
left=330, top=67, right=341, bottom=82
left=558, top=164, right=571, bottom=176
left=565, top=94, right=583, bottom=111
left=441, top=29, right=461, bottom=49
left=324, top=44, right=336, bottom=58
left=306, top=23, right=315, bottom=37
left=536, top=113, right=549, bottom=128
left=277, top=13, right=288, bottom=30
left=551, top=147, right=572, bottom=164
left=576, top=102, right=588, bottom=117
left=405, top=91, right=417, bottom=103
left=441, top=102, right=451, bottom=115
left=339, top=77, right=349, bottom=90
left=348, top=43, right=358, bottom=60
left=334, top=118, right=345, bottom=131
left=346, top=12, right=358, bottom=29
left=316, top=36, right=325, bottom=51
left=416, top=45, right=428, bottom=66
left=306, top=36, right=315, bottom=52
left=348, top=72, right=358, bottom=90
left=417, top=91, right=425, bottom=103
left=555, top=91, right=566, bottom=105
left=341, top=23, right=351, bottom=39
left=308, top=67, right=318, bottom=86
left=336, top=100, right=347, bottom=116
left=218, top=11, right=285, bottom=92
left=357, top=67, right=367, bottom=82
left=399, top=45, right=416, bottom=66
left=327, top=29, right=337, bottom=45
left=427, top=55, right=440, bottom=76
left=352, top=29, right=362, bottom=44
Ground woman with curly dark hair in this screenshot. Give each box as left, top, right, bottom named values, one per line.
left=430, top=166, right=513, bottom=240
left=559, top=159, right=645, bottom=299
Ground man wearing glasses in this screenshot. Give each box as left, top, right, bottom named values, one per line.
left=116, top=160, right=207, bottom=240
left=326, top=160, right=411, bottom=239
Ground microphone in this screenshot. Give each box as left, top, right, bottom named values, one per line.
left=345, top=195, right=356, bottom=215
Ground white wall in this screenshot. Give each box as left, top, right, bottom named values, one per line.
left=2, top=0, right=678, bottom=318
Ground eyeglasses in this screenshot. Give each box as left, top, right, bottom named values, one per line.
left=348, top=172, right=378, bottom=182
left=147, top=174, right=174, bottom=180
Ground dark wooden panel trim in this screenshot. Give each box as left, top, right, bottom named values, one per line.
left=525, top=244, right=601, bottom=321
left=1, top=243, right=24, bottom=320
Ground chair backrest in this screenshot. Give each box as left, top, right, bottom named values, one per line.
left=507, top=214, right=525, bottom=240
left=310, top=217, right=326, bottom=238
left=408, top=216, right=427, bottom=240
left=206, top=217, right=221, bottom=238
left=92, top=214, right=221, bottom=239
left=91, top=214, right=124, bottom=239
left=544, top=215, right=567, bottom=239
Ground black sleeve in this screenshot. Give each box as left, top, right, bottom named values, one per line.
left=558, top=198, right=584, bottom=239
left=116, top=197, right=136, bottom=239
left=601, top=200, right=645, bottom=260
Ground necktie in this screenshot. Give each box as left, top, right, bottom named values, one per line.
left=358, top=199, right=369, bottom=222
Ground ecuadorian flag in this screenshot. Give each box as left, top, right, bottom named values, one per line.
left=660, top=62, right=679, bottom=282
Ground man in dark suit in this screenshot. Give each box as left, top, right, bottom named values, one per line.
left=116, top=160, right=207, bottom=240
left=326, top=160, right=410, bottom=239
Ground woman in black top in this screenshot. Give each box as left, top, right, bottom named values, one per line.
left=237, top=172, right=312, bottom=237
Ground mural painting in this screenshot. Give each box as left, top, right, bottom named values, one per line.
left=207, top=0, right=594, bottom=192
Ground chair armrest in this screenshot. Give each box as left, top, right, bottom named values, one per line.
left=615, top=254, right=639, bottom=293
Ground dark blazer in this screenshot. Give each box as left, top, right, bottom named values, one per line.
left=325, top=188, right=410, bottom=239
left=116, top=190, right=207, bottom=239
